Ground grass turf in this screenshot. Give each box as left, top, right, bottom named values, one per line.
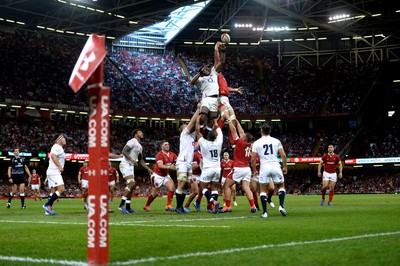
left=0, top=194, right=399, bottom=266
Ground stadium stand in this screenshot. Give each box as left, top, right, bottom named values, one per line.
left=0, top=31, right=399, bottom=198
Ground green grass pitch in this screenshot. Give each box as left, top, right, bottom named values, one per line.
left=0, top=194, right=399, bottom=266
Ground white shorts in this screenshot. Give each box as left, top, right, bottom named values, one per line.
left=46, top=172, right=64, bottom=188
left=31, top=184, right=40, bottom=190
left=199, top=167, right=221, bottom=183
left=81, top=179, right=89, bottom=189
left=108, top=180, right=116, bottom=187
left=151, top=173, right=172, bottom=188
left=119, top=161, right=134, bottom=178
left=219, top=96, right=233, bottom=111
left=233, top=167, right=252, bottom=183
left=201, top=97, right=219, bottom=113
left=323, top=171, right=337, bottom=182
left=176, top=162, right=192, bottom=174
left=259, top=164, right=284, bottom=185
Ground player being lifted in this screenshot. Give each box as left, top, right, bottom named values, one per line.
left=190, top=41, right=226, bottom=135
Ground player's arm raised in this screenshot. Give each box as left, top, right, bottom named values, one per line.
left=214, top=42, right=226, bottom=72
left=228, top=86, right=243, bottom=95
left=195, top=116, right=203, bottom=140
left=186, top=108, right=200, bottom=133
left=228, top=119, right=239, bottom=140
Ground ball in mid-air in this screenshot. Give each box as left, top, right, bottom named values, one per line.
left=221, top=33, right=230, bottom=44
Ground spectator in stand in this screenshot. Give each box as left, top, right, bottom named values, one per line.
left=143, top=140, right=177, bottom=212
left=42, top=134, right=67, bottom=215
left=77, top=161, right=89, bottom=211
left=251, top=123, right=288, bottom=218
left=7, top=148, right=32, bottom=209
left=317, top=144, right=343, bottom=206
left=28, top=169, right=42, bottom=201
left=118, top=129, right=153, bottom=213
left=108, top=161, right=119, bottom=204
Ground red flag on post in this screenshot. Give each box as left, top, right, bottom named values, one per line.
left=69, top=34, right=107, bottom=93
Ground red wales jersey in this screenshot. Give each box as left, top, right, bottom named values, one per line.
left=30, top=174, right=40, bottom=185
left=153, top=151, right=177, bottom=177
left=108, top=167, right=118, bottom=182
left=192, top=151, right=202, bottom=176
left=218, top=72, right=230, bottom=97
left=234, top=138, right=252, bottom=167
left=79, top=166, right=89, bottom=180
left=221, top=159, right=234, bottom=178
left=321, top=153, right=341, bottom=173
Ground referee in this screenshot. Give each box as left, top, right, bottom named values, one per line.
left=7, top=148, right=32, bottom=209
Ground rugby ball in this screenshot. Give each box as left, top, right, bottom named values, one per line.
left=221, top=33, right=230, bottom=44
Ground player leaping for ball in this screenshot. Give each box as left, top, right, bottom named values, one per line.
left=190, top=41, right=226, bottom=136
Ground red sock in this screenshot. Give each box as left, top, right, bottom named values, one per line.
left=145, top=194, right=155, bottom=206
left=225, top=199, right=231, bottom=208
left=167, top=191, right=174, bottom=205
left=248, top=199, right=255, bottom=207
left=328, top=190, right=334, bottom=203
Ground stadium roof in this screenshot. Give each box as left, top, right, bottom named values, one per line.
left=1, top=0, right=400, bottom=46
left=0, top=0, right=202, bottom=41
left=171, top=0, right=400, bottom=46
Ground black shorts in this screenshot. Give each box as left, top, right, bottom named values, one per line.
left=11, top=174, right=25, bottom=185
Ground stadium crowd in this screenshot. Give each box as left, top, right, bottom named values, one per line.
left=1, top=32, right=383, bottom=117
left=1, top=31, right=399, bottom=203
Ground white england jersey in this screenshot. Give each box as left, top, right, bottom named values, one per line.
left=198, top=128, right=223, bottom=168
left=177, top=127, right=196, bottom=163
left=252, top=135, right=282, bottom=166
left=47, top=143, right=65, bottom=175
left=198, top=67, right=219, bottom=98
left=122, top=138, right=143, bottom=164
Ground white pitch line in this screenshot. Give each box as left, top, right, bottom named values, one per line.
left=0, top=219, right=230, bottom=228
left=0, top=255, right=86, bottom=266
left=111, top=231, right=400, bottom=265
left=0, top=220, right=86, bottom=225
left=110, top=223, right=229, bottom=228
left=1, top=231, right=398, bottom=266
